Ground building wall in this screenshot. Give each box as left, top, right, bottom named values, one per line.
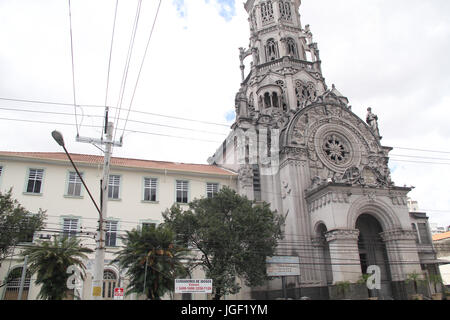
left=0, top=155, right=237, bottom=300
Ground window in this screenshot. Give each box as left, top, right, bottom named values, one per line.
left=105, top=220, right=118, bottom=247
left=102, top=270, right=118, bottom=300
left=63, top=218, right=79, bottom=239
left=142, top=222, right=156, bottom=233
left=4, top=267, right=31, bottom=300
left=279, top=1, right=292, bottom=21
left=261, top=0, right=274, bottom=24
left=266, top=39, right=279, bottom=61
left=26, top=169, right=44, bottom=194
left=418, top=223, right=431, bottom=244
left=144, top=178, right=157, bottom=202
left=67, top=172, right=83, bottom=197
left=176, top=180, right=189, bottom=204
left=411, top=223, right=420, bottom=244
left=17, top=216, right=35, bottom=243
left=253, top=164, right=262, bottom=201
left=108, top=175, right=121, bottom=200
left=207, top=183, right=219, bottom=198
left=287, top=38, right=298, bottom=58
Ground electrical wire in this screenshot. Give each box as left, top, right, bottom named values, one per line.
left=120, top=0, right=163, bottom=141
left=67, top=0, right=79, bottom=136
left=112, top=0, right=143, bottom=144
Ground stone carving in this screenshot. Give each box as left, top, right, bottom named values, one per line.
left=380, top=229, right=417, bottom=242
left=238, top=165, right=254, bottom=188
left=366, top=107, right=381, bottom=139
left=281, top=181, right=292, bottom=199
left=325, top=229, right=360, bottom=242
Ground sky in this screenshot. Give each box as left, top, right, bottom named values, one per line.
left=0, top=0, right=449, bottom=226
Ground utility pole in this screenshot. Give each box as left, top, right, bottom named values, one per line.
left=17, top=256, right=28, bottom=300
left=76, top=108, right=122, bottom=300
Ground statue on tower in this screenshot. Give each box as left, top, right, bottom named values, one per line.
left=366, top=107, right=381, bottom=139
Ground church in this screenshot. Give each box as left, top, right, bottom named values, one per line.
left=209, top=0, right=441, bottom=300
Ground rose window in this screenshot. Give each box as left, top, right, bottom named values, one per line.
left=323, top=135, right=349, bottom=165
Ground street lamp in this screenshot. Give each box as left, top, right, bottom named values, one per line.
left=51, top=130, right=101, bottom=216
left=51, top=130, right=105, bottom=300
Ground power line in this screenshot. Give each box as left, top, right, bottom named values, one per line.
left=103, top=0, right=120, bottom=141
left=113, top=0, right=143, bottom=144
left=121, top=0, right=163, bottom=140
left=0, top=107, right=228, bottom=136
left=67, top=0, right=79, bottom=136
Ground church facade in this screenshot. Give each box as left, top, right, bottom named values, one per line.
left=209, top=0, right=440, bottom=300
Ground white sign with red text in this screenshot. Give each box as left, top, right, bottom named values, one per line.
left=175, top=279, right=213, bottom=294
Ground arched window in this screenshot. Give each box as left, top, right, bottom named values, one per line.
left=287, top=38, right=298, bottom=58
left=3, top=267, right=31, bottom=300
left=266, top=39, right=279, bottom=61
left=261, top=1, right=274, bottom=24
left=102, top=270, right=118, bottom=300
left=264, top=92, right=272, bottom=108
left=279, top=1, right=292, bottom=21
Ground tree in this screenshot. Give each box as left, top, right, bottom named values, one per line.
left=162, top=187, right=285, bottom=300
left=21, top=236, right=93, bottom=300
left=0, top=189, right=46, bottom=261
left=114, top=224, right=190, bottom=300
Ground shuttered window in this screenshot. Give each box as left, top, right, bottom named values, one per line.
left=26, top=169, right=44, bottom=194
left=105, top=221, right=118, bottom=247
left=418, top=223, right=431, bottom=244
left=108, top=175, right=121, bottom=199
left=63, top=218, right=79, bottom=239
left=206, top=183, right=219, bottom=198
left=144, top=178, right=157, bottom=202
left=176, top=180, right=189, bottom=204
left=67, top=172, right=83, bottom=197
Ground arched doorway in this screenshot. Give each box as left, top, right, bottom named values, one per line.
left=316, top=223, right=333, bottom=286
left=356, top=214, right=393, bottom=298
left=3, top=266, right=31, bottom=300
left=102, top=270, right=118, bottom=300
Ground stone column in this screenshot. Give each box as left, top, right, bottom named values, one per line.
left=380, top=229, right=422, bottom=300
left=380, top=229, right=422, bottom=281
left=325, top=229, right=362, bottom=283
left=311, top=236, right=328, bottom=287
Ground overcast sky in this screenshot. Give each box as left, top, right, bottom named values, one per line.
left=0, top=0, right=449, bottom=226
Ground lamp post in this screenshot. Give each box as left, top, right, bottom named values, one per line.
left=51, top=130, right=105, bottom=300
left=51, top=131, right=101, bottom=216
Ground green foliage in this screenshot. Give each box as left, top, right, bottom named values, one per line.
left=406, top=271, right=425, bottom=294
left=0, top=189, right=46, bottom=260
left=21, top=236, right=93, bottom=300
left=335, top=281, right=351, bottom=298
left=162, top=187, right=285, bottom=300
left=114, top=224, right=190, bottom=300
left=357, top=274, right=371, bottom=285
left=427, top=273, right=443, bottom=292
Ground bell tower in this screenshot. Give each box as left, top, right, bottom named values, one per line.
left=235, top=0, right=331, bottom=125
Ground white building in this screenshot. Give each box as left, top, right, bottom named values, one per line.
left=0, top=151, right=236, bottom=300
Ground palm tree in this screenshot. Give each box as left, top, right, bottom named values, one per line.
left=21, top=236, right=93, bottom=300
left=114, top=224, right=190, bottom=300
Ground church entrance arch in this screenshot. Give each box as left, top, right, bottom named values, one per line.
left=356, top=214, right=393, bottom=299
left=315, top=223, right=333, bottom=286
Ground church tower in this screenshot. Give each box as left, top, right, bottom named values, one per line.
left=210, top=0, right=432, bottom=300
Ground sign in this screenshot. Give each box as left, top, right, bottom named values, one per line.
left=92, top=286, right=102, bottom=297
left=175, top=279, right=213, bottom=294
left=114, top=287, right=124, bottom=300
left=266, top=256, right=300, bottom=277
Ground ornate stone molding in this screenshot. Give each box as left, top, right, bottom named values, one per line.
left=308, top=191, right=350, bottom=213
left=325, top=229, right=360, bottom=242
left=380, top=229, right=417, bottom=242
